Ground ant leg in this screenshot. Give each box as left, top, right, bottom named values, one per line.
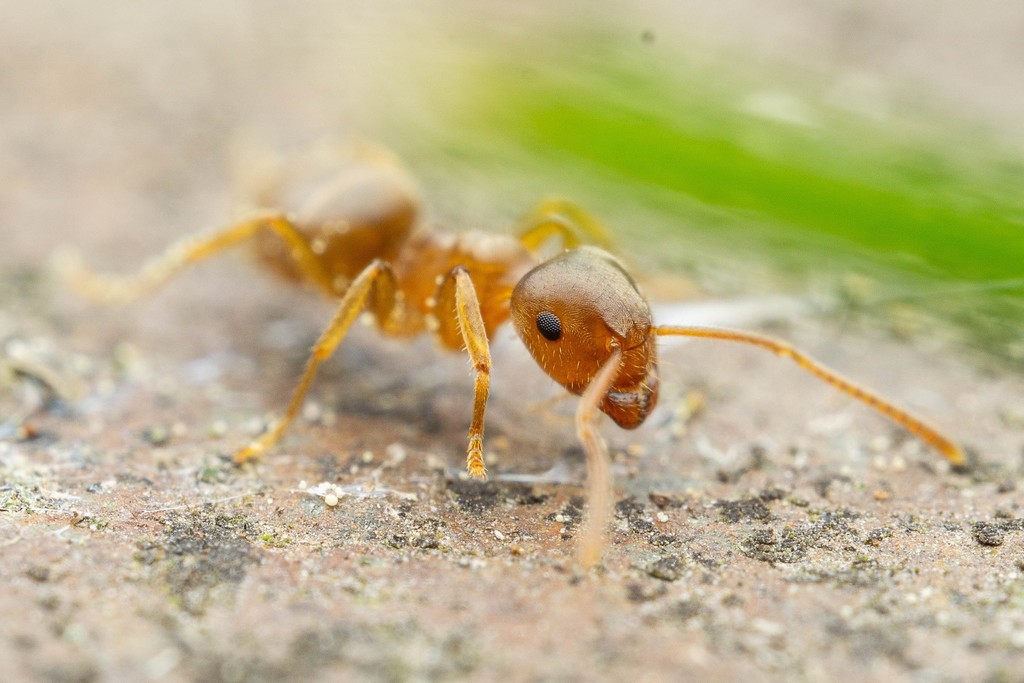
left=234, top=260, right=396, bottom=463
left=435, top=267, right=492, bottom=479
left=576, top=347, right=623, bottom=570
left=517, top=198, right=614, bottom=254
left=655, top=326, right=964, bottom=465
left=56, top=212, right=336, bottom=303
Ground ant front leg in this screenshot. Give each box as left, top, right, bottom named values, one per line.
left=435, top=267, right=492, bottom=479
left=234, top=260, right=396, bottom=463
left=56, top=212, right=337, bottom=303
left=575, top=348, right=623, bottom=570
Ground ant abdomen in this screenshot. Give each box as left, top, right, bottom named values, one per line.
left=254, top=156, right=421, bottom=288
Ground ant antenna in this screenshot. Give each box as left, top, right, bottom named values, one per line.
left=654, top=325, right=964, bottom=465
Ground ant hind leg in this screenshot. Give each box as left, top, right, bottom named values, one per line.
left=55, top=212, right=336, bottom=303
left=233, top=260, right=396, bottom=463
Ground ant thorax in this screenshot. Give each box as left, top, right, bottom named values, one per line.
left=389, top=229, right=535, bottom=345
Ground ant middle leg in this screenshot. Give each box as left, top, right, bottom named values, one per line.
left=234, top=260, right=396, bottom=463
left=435, top=266, right=492, bottom=479
left=55, top=212, right=337, bottom=303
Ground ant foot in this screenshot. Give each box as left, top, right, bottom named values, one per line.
left=466, top=434, right=487, bottom=479
left=577, top=539, right=602, bottom=571
left=232, top=441, right=265, bottom=464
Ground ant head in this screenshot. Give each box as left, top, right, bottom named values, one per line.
left=510, top=247, right=659, bottom=428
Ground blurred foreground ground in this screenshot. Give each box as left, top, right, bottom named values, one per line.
left=2, top=3, right=1024, bottom=682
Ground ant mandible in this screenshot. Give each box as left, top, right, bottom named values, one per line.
left=62, top=143, right=964, bottom=568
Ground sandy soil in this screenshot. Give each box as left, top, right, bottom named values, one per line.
left=2, top=3, right=1023, bottom=682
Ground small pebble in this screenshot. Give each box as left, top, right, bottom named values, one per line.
left=626, top=443, right=646, bottom=458
left=143, top=426, right=170, bottom=446
left=647, top=555, right=685, bottom=582
left=384, top=443, right=406, bottom=463
left=972, top=522, right=1005, bottom=547
left=302, top=402, right=322, bottom=423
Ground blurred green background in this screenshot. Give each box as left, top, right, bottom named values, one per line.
left=5, top=2, right=1021, bottom=364
left=394, top=25, right=1024, bottom=363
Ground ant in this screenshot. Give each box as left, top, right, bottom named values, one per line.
left=61, top=143, right=964, bottom=568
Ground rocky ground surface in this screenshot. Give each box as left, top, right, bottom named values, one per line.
left=2, top=3, right=1023, bottom=682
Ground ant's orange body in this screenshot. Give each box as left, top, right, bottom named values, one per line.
left=64, top=145, right=964, bottom=567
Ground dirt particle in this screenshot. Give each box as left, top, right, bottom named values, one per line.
left=615, top=497, right=646, bottom=518
left=972, top=521, right=1006, bottom=546
left=648, top=532, right=679, bottom=547
left=740, top=527, right=808, bottom=563
left=616, top=497, right=657, bottom=534
left=38, top=661, right=99, bottom=683
left=159, top=507, right=259, bottom=614
left=135, top=539, right=160, bottom=565
left=647, top=554, right=686, bottom=581
left=891, top=513, right=922, bottom=534
left=446, top=479, right=547, bottom=515
left=392, top=516, right=449, bottom=551
left=848, top=624, right=911, bottom=663
left=715, top=444, right=767, bottom=483
left=813, top=474, right=852, bottom=499
left=546, top=497, right=583, bottom=528
left=758, top=486, right=787, bottom=502
left=208, top=419, right=228, bottom=438
left=863, top=527, right=894, bottom=546
left=71, top=513, right=110, bottom=531
left=794, top=557, right=903, bottom=588
left=142, top=425, right=171, bottom=446
left=714, top=497, right=772, bottom=523
left=648, top=491, right=684, bottom=509
left=625, top=580, right=667, bottom=603
left=665, top=598, right=705, bottom=623
left=25, top=564, right=51, bottom=582
left=968, top=516, right=1024, bottom=548
left=192, top=620, right=480, bottom=683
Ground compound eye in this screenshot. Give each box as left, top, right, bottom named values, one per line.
left=535, top=311, right=562, bottom=341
